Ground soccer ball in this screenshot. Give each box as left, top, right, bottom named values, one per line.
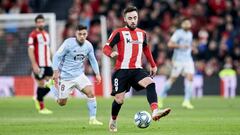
left=134, top=111, right=152, bottom=128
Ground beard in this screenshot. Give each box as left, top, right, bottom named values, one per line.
left=126, top=23, right=136, bottom=30
left=183, top=27, right=191, bottom=31
left=38, top=26, right=44, bottom=31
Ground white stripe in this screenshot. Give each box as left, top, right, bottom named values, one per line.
left=45, top=33, right=52, bottom=66
left=37, top=34, right=45, bottom=66
left=121, top=31, right=132, bottom=69
left=136, top=32, right=143, bottom=68
left=47, top=46, right=52, bottom=66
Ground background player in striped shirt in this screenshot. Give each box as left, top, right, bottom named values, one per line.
left=28, top=14, right=53, bottom=114
left=103, top=6, right=171, bottom=132
left=158, top=19, right=195, bottom=109
left=52, top=25, right=103, bottom=125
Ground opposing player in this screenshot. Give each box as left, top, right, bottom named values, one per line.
left=103, top=6, right=171, bottom=132
left=28, top=14, right=53, bottom=114
left=158, top=19, right=195, bottom=109
left=52, top=24, right=103, bottom=125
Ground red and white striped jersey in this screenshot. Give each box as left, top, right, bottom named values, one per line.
left=28, top=30, right=52, bottom=67
left=103, top=27, right=156, bottom=70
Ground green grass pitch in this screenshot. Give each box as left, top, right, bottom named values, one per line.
left=0, top=96, right=239, bottom=135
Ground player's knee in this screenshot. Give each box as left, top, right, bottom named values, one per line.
left=146, top=82, right=155, bottom=88
left=186, top=74, right=193, bottom=81
left=38, top=81, right=45, bottom=87
left=86, top=93, right=94, bottom=98
left=57, top=99, right=67, bottom=106
left=115, top=96, right=124, bottom=104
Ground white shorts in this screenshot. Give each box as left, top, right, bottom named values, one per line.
left=58, top=74, right=92, bottom=99
left=170, top=61, right=195, bottom=77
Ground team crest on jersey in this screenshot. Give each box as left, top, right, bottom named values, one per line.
left=74, top=54, right=85, bottom=61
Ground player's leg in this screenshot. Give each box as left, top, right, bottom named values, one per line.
left=182, top=62, right=194, bottom=109
left=108, top=70, right=129, bottom=132
left=57, top=79, right=74, bottom=106
left=81, top=85, right=103, bottom=125
left=160, top=61, right=182, bottom=99
left=34, top=79, right=53, bottom=114
left=109, top=92, right=125, bottom=132
left=137, top=76, right=171, bottom=121
left=158, top=62, right=182, bottom=108
left=76, top=74, right=102, bottom=125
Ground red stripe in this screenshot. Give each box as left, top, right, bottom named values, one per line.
left=41, top=32, right=48, bottom=66
left=128, top=31, right=138, bottom=68
left=34, top=35, right=39, bottom=66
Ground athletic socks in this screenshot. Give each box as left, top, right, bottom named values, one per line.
left=36, top=87, right=50, bottom=110
left=160, top=80, right=172, bottom=98
left=184, top=80, right=193, bottom=101
left=146, top=83, right=158, bottom=111
left=87, top=97, right=97, bottom=119
left=111, top=100, right=122, bottom=120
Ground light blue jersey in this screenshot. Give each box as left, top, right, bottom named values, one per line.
left=170, top=29, right=193, bottom=62
left=52, top=37, right=99, bottom=80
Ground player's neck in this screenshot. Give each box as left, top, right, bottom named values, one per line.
left=125, top=25, right=136, bottom=31
left=36, top=28, right=44, bottom=32
left=76, top=38, right=84, bottom=46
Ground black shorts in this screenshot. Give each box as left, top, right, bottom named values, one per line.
left=34, top=67, right=53, bottom=80
left=111, top=68, right=150, bottom=96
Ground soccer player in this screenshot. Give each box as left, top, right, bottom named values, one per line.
left=52, top=24, right=103, bottom=125
left=158, top=19, right=195, bottom=109
left=103, top=6, right=171, bottom=132
left=28, top=14, right=53, bottom=114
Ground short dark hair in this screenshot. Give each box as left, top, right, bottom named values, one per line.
left=76, top=24, right=87, bottom=31
left=123, top=6, right=138, bottom=16
left=35, top=14, right=44, bottom=22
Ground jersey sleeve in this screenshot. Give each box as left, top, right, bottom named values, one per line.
left=88, top=43, right=100, bottom=75
left=143, top=33, right=148, bottom=47
left=142, top=32, right=156, bottom=67
left=170, top=30, right=179, bottom=43
left=28, top=33, right=35, bottom=47
left=52, top=40, right=69, bottom=70
left=103, top=30, right=120, bottom=57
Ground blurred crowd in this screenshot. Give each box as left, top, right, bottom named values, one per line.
left=62, top=0, right=240, bottom=76
left=1, top=0, right=240, bottom=77
left=0, top=0, right=31, bottom=14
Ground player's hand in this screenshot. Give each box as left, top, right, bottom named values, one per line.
left=110, top=51, right=119, bottom=58
left=52, top=70, right=60, bottom=89
left=180, top=45, right=189, bottom=49
left=95, top=74, right=101, bottom=84
left=32, top=63, right=40, bottom=74
left=150, top=66, right=157, bottom=77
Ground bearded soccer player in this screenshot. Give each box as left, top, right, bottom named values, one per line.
left=103, top=6, right=171, bottom=132
left=28, top=14, right=53, bottom=114
left=158, top=19, right=195, bottom=109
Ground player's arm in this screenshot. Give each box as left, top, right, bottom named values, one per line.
left=168, top=31, right=188, bottom=49
left=27, top=35, right=40, bottom=74
left=103, top=31, right=120, bottom=58
left=142, top=34, right=157, bottom=77
left=88, top=44, right=101, bottom=84
left=52, top=40, right=69, bottom=88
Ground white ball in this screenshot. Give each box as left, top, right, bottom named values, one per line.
left=134, top=111, right=152, bottom=128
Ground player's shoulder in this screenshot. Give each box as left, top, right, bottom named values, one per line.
left=135, top=28, right=146, bottom=34
left=64, top=37, right=76, bottom=42
left=175, top=29, right=183, bottom=33
left=63, top=37, right=76, bottom=46
left=85, top=39, right=92, bottom=47
left=29, top=30, right=37, bottom=37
